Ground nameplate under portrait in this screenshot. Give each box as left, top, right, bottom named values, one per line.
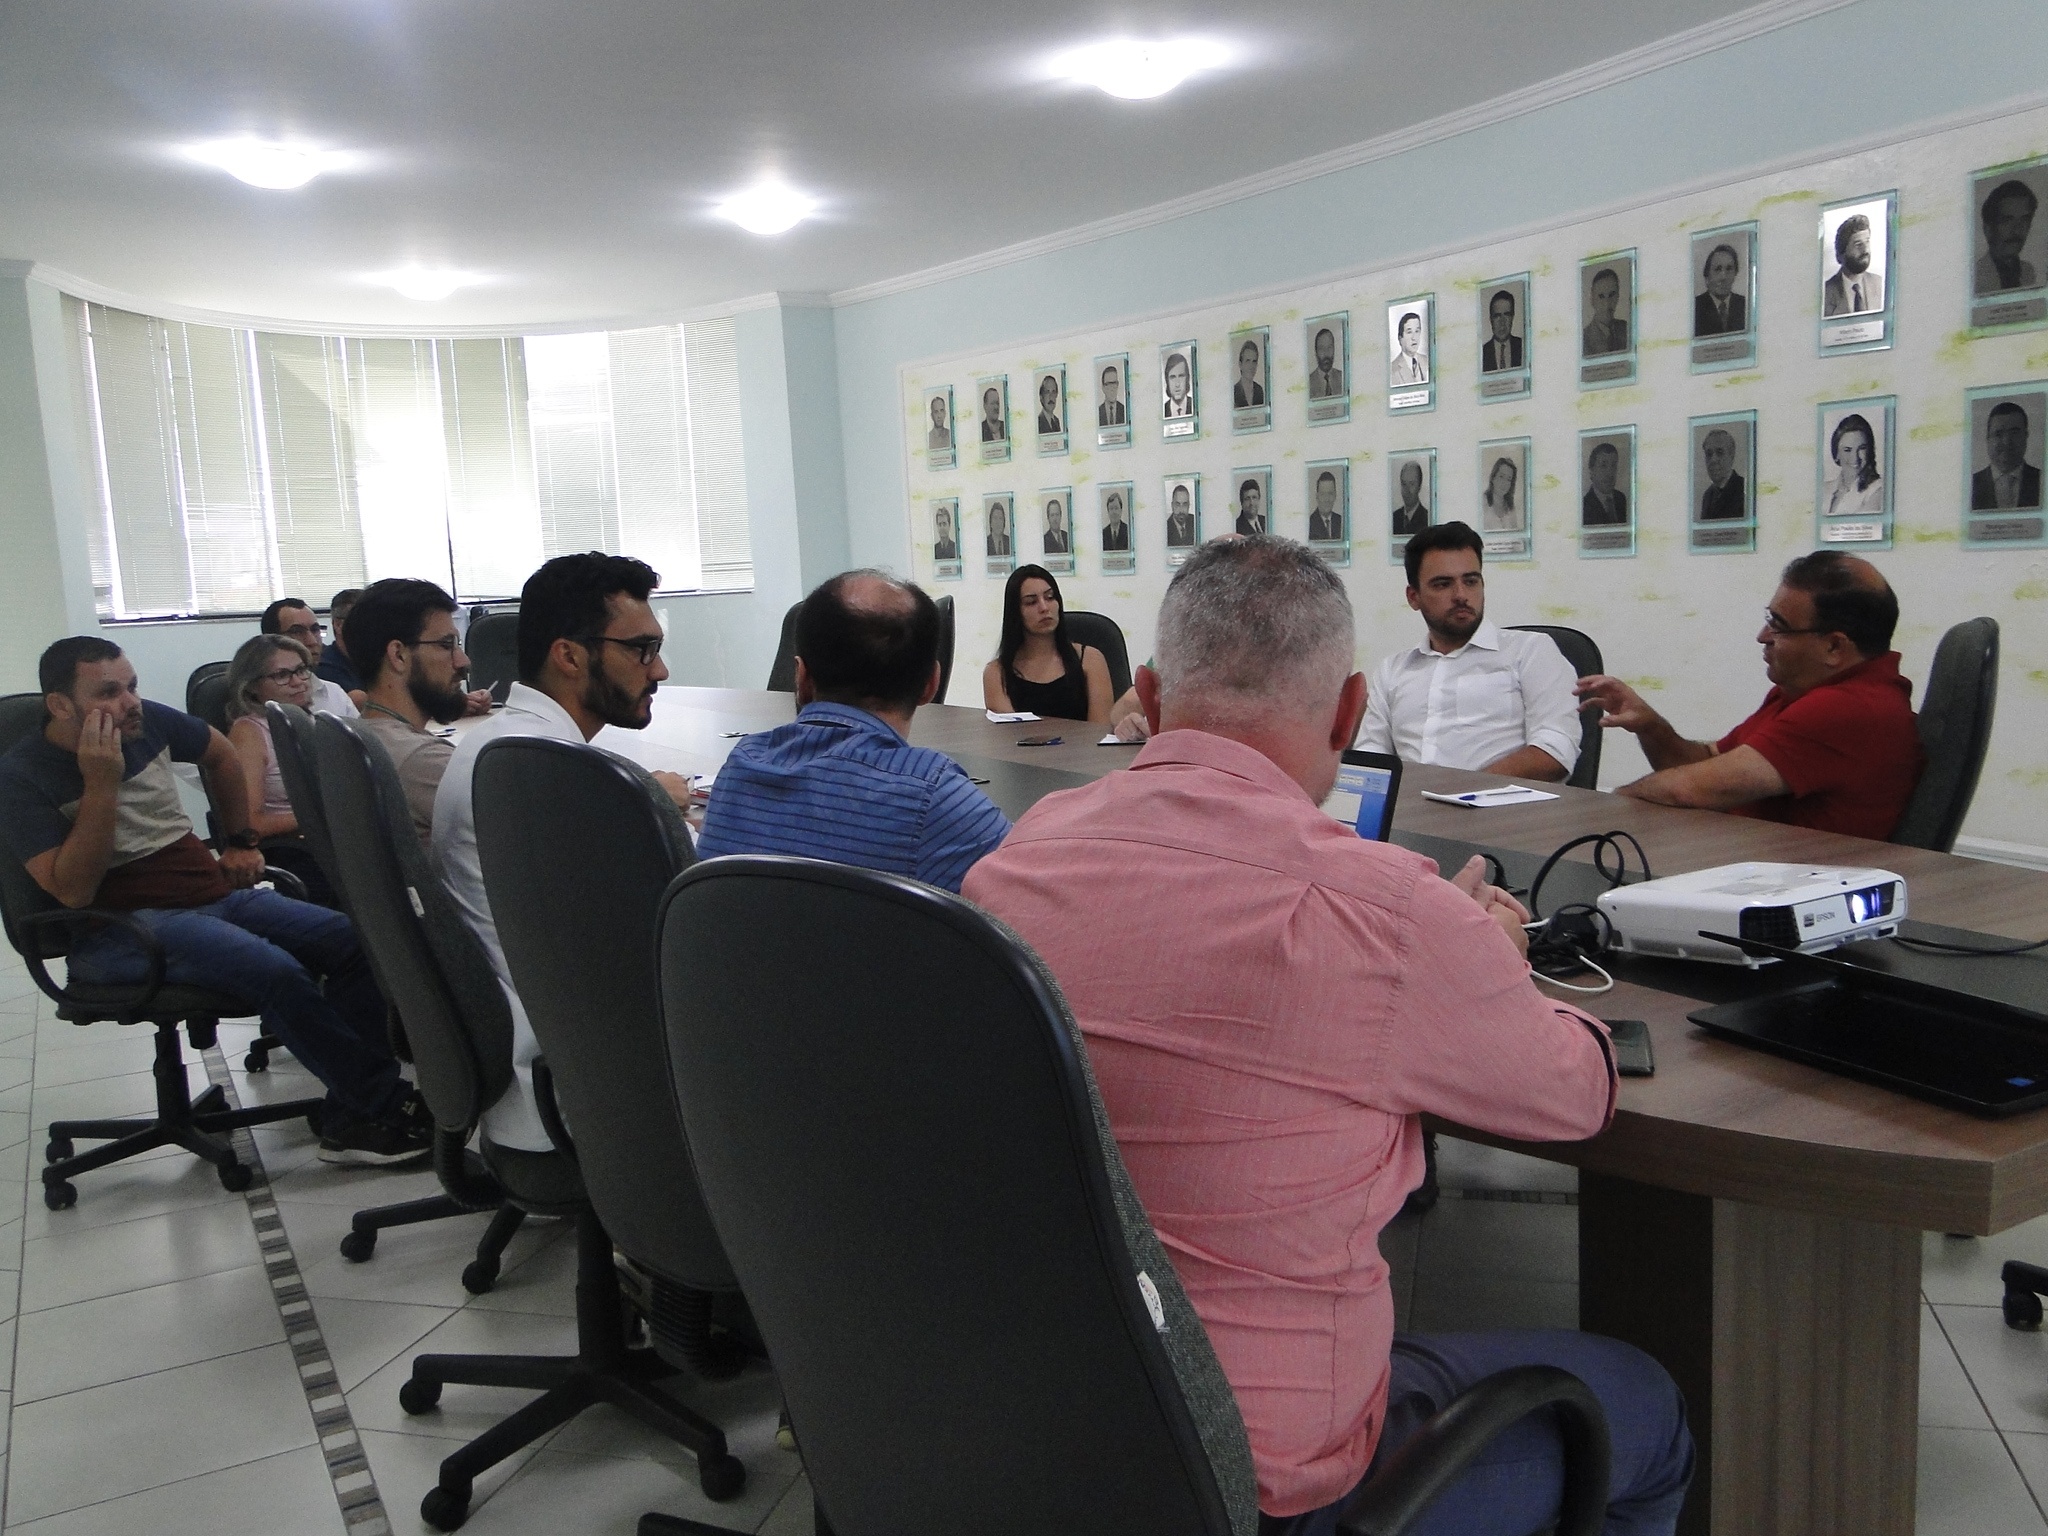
left=1386, top=448, right=1434, bottom=564
left=1304, top=313, right=1350, bottom=426
left=1228, top=326, right=1271, bottom=435
left=1815, top=398, right=1895, bottom=551
left=1968, top=159, right=2048, bottom=335
left=1305, top=459, right=1350, bottom=567
left=928, top=496, right=963, bottom=581
left=1962, top=381, right=2048, bottom=550
left=975, top=374, right=1011, bottom=464
left=1033, top=366, right=1068, bottom=458
left=1385, top=295, right=1434, bottom=415
left=1688, top=410, right=1757, bottom=555
left=1477, top=437, right=1532, bottom=561
left=1159, top=341, right=1200, bottom=440
left=1097, top=481, right=1136, bottom=576
left=922, top=385, right=957, bottom=471
left=1577, top=426, right=1637, bottom=559
left=1476, top=275, right=1532, bottom=403
left=1578, top=251, right=1637, bottom=390
left=1689, top=223, right=1759, bottom=373
left=1094, top=353, right=1133, bottom=448
left=1162, top=474, right=1202, bottom=566
left=1817, top=191, right=1897, bottom=356
left=982, top=492, right=1017, bottom=577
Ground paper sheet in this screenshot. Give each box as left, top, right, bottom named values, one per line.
left=1420, top=786, right=1560, bottom=808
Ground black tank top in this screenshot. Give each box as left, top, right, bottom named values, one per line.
left=1004, top=652, right=1091, bottom=721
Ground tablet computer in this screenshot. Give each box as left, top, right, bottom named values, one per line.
left=1320, top=749, right=1403, bottom=842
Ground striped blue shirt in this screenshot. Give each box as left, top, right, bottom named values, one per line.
left=696, top=702, right=1011, bottom=893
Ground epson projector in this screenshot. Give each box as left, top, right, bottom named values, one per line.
left=1595, top=862, right=1906, bottom=967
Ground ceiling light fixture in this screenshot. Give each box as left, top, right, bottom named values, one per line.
left=183, top=136, right=356, bottom=190
left=715, top=180, right=817, bottom=236
left=1054, top=38, right=1231, bottom=100
left=372, top=266, right=476, bottom=301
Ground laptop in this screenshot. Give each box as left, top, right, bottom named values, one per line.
left=1319, top=749, right=1403, bottom=842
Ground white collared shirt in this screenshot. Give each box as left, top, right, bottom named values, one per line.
left=431, top=682, right=586, bottom=1151
left=310, top=675, right=358, bottom=719
left=1356, top=620, right=1581, bottom=775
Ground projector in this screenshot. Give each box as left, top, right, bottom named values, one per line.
left=1595, top=861, right=1906, bottom=967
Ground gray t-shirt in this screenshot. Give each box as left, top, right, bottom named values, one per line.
left=355, top=709, right=454, bottom=845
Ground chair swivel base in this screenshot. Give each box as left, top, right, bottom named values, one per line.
left=340, top=1198, right=527, bottom=1294
left=400, top=1209, right=746, bottom=1532
left=41, top=1020, right=323, bottom=1210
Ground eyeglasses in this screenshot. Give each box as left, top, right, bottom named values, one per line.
left=1762, top=609, right=1828, bottom=637
left=408, top=635, right=461, bottom=655
left=280, top=622, right=324, bottom=640
left=261, top=665, right=313, bottom=686
left=577, top=634, right=665, bottom=666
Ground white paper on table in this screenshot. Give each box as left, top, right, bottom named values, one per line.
left=986, top=710, right=1041, bottom=723
left=1420, top=786, right=1560, bottom=808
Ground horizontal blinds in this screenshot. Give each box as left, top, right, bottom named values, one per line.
left=682, top=317, right=752, bottom=589
left=526, top=331, right=620, bottom=557
left=253, top=333, right=369, bottom=599
left=609, top=324, right=699, bottom=589
left=81, top=304, right=191, bottom=616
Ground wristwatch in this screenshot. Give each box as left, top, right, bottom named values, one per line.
left=225, top=829, right=263, bottom=850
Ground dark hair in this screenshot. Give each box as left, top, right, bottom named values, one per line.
left=1984, top=179, right=2038, bottom=225
left=1829, top=412, right=1879, bottom=489
left=516, top=553, right=660, bottom=683
left=1834, top=213, right=1871, bottom=260
left=996, top=564, right=1081, bottom=691
left=1489, top=288, right=1516, bottom=316
left=1702, top=242, right=1741, bottom=278
left=1590, top=266, right=1620, bottom=291
left=259, top=597, right=312, bottom=634
left=1990, top=399, right=2030, bottom=432
left=1781, top=551, right=1898, bottom=657
left=1404, top=520, right=1483, bottom=588
left=39, top=636, right=123, bottom=696
left=795, top=571, right=940, bottom=714
left=1588, top=442, right=1619, bottom=467
left=1397, top=310, right=1422, bottom=337
left=345, top=578, right=459, bottom=685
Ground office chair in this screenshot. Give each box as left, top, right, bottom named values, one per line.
left=462, top=612, right=520, bottom=699
left=1064, top=609, right=1134, bottom=701
left=309, top=714, right=743, bottom=1532
left=656, top=857, right=1611, bottom=1536
left=1891, top=617, right=1999, bottom=852
left=185, top=667, right=235, bottom=734
left=934, top=593, right=956, bottom=703
left=184, top=660, right=231, bottom=720
left=764, top=601, right=801, bottom=692
left=0, top=693, right=325, bottom=1210
left=1506, top=625, right=1604, bottom=790
left=266, top=702, right=527, bottom=1290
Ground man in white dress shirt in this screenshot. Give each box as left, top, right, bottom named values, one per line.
left=1355, top=522, right=1581, bottom=782
left=433, top=553, right=694, bottom=1153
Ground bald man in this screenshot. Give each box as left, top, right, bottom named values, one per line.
left=1575, top=552, right=1924, bottom=839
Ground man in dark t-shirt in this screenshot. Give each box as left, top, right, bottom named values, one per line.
left=0, top=637, right=429, bottom=1165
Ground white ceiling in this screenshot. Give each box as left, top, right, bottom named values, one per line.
left=0, top=0, right=1781, bottom=332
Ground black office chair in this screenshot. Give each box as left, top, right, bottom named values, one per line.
left=1065, top=609, right=1133, bottom=701
left=656, top=858, right=1611, bottom=1536
left=1891, top=617, right=1999, bottom=852
left=934, top=593, right=957, bottom=703
left=764, top=600, right=801, bottom=692
left=463, top=612, right=520, bottom=699
left=309, top=714, right=743, bottom=1532
left=1506, top=624, right=1603, bottom=791
left=185, top=665, right=234, bottom=734
left=0, top=693, right=325, bottom=1210
left=266, top=703, right=527, bottom=1288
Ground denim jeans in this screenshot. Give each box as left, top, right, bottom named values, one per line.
left=1258, top=1329, right=1695, bottom=1536
left=67, top=888, right=404, bottom=1125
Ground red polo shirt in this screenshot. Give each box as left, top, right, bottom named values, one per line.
left=1716, top=650, right=1924, bottom=841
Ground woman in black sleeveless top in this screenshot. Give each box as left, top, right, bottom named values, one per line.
left=981, top=565, right=1112, bottom=724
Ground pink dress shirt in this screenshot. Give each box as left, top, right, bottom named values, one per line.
left=963, top=730, right=1616, bottom=1517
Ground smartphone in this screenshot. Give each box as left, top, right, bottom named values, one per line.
left=1603, top=1018, right=1655, bottom=1077
left=1016, top=735, right=1064, bottom=747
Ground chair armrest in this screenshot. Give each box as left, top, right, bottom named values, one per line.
left=16, top=907, right=168, bottom=1013
left=262, top=864, right=308, bottom=902
left=1336, top=1365, right=1610, bottom=1536
left=531, top=1055, right=578, bottom=1162
left=430, top=1126, right=504, bottom=1211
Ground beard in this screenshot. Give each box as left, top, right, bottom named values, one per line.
left=582, top=665, right=655, bottom=730
left=1427, top=606, right=1482, bottom=647
left=1840, top=249, right=1871, bottom=276
left=407, top=670, right=470, bottom=726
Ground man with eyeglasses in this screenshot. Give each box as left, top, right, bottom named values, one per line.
left=434, top=553, right=692, bottom=1154
left=260, top=599, right=360, bottom=717
left=1574, top=552, right=1924, bottom=839
left=344, top=579, right=474, bottom=843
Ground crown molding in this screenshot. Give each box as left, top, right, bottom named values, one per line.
left=830, top=0, right=1861, bottom=309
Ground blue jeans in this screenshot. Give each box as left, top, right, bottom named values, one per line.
left=1259, top=1330, right=1694, bottom=1536
left=68, top=888, right=405, bottom=1126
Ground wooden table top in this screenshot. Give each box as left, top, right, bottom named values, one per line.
left=626, top=687, right=2048, bottom=1234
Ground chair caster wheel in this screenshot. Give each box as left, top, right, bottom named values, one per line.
left=244, top=1048, right=269, bottom=1073
left=460, top=1256, right=499, bottom=1295
left=339, top=1229, right=377, bottom=1263
left=698, top=1453, right=746, bottom=1501
left=420, top=1482, right=471, bottom=1531
left=42, top=1179, right=77, bottom=1211
left=399, top=1376, right=443, bottom=1414
left=217, top=1161, right=254, bottom=1193
left=44, top=1137, right=73, bottom=1164
left=2004, top=1287, right=2043, bottom=1330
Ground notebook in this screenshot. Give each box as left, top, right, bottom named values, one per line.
left=1320, top=750, right=1403, bottom=842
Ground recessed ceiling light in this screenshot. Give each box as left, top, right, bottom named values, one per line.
left=715, top=180, right=818, bottom=236
left=1054, top=38, right=1231, bottom=100
left=371, top=267, right=476, bottom=302
left=183, top=136, right=359, bottom=190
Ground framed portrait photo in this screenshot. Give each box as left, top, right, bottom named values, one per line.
left=1969, top=160, right=2048, bottom=334
left=1305, top=313, right=1350, bottom=425
left=1305, top=459, right=1350, bottom=567
left=929, top=497, right=963, bottom=580
left=1033, top=366, right=1068, bottom=456
left=1963, top=382, right=2048, bottom=549
left=1815, top=398, right=1895, bottom=550
left=1227, top=466, right=1272, bottom=537
left=1688, top=410, right=1757, bottom=554
left=975, top=374, right=1011, bottom=463
left=1098, top=481, right=1136, bottom=575
left=921, top=385, right=956, bottom=470
left=1386, top=449, right=1435, bottom=563
left=1818, top=192, right=1897, bottom=355
left=982, top=492, right=1017, bottom=576
left=1228, top=326, right=1271, bottom=435
left=1159, top=341, right=1200, bottom=440
left=1094, top=353, right=1133, bottom=448
left=1578, top=251, right=1637, bottom=389
left=1477, top=437, right=1532, bottom=560
left=1162, top=473, right=1202, bottom=566
left=1386, top=295, right=1434, bottom=415
left=1690, top=223, right=1759, bottom=372
left=1477, top=275, right=1531, bottom=402
left=1038, top=487, right=1075, bottom=573
left=1578, top=427, right=1636, bottom=559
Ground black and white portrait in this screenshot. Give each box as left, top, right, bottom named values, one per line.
left=977, top=377, right=1008, bottom=441
left=1096, top=356, right=1128, bottom=426
left=1479, top=279, right=1528, bottom=374
left=1229, top=327, right=1271, bottom=434
left=923, top=386, right=954, bottom=453
left=1818, top=405, right=1888, bottom=519
left=1387, top=300, right=1430, bottom=388
left=1306, top=461, right=1348, bottom=544
left=1388, top=452, right=1433, bottom=540
left=1968, top=390, right=2046, bottom=511
left=1160, top=343, right=1198, bottom=430
left=1579, top=432, right=1633, bottom=528
left=1034, top=367, right=1067, bottom=450
left=1821, top=198, right=1890, bottom=318
left=1305, top=313, right=1350, bottom=425
left=1478, top=441, right=1529, bottom=535
left=1691, top=417, right=1753, bottom=523
left=984, top=496, right=1014, bottom=558
left=1100, top=485, right=1133, bottom=551
left=932, top=500, right=961, bottom=562
left=1163, top=476, right=1200, bottom=549
left=1230, top=467, right=1272, bottom=536
left=1975, top=174, right=2047, bottom=296
left=1692, top=230, right=1754, bottom=337
left=1041, top=493, right=1071, bottom=553
left=1580, top=255, right=1634, bottom=358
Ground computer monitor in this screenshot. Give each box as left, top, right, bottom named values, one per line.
left=1320, top=749, right=1402, bottom=842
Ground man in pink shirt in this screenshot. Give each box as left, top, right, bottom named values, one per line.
left=966, top=537, right=1691, bottom=1535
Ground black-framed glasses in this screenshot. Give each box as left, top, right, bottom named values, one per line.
left=1762, top=609, right=1827, bottom=637
left=577, top=634, right=665, bottom=666
left=408, top=635, right=461, bottom=655
left=261, top=665, right=313, bottom=686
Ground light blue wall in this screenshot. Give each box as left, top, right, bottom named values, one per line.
left=831, top=0, right=2048, bottom=571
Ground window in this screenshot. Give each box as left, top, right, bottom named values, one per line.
left=68, top=299, right=751, bottom=619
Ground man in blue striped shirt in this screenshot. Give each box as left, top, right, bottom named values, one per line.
left=697, top=571, right=1010, bottom=892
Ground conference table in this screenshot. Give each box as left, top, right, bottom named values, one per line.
left=604, top=686, right=2048, bottom=1536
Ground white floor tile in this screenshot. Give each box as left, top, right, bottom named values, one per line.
left=6, top=1342, right=315, bottom=1524
left=29, top=1034, right=159, bottom=1090
left=27, top=1068, right=178, bottom=1134
left=18, top=1147, right=235, bottom=1242
left=1935, top=1302, right=2048, bottom=1435
left=489, top=1440, right=791, bottom=1536
left=282, top=1196, right=561, bottom=1310
left=757, top=1472, right=814, bottom=1536
left=268, top=1153, right=445, bottom=1211
left=346, top=1305, right=580, bottom=1443
left=2002, top=1431, right=2048, bottom=1523
left=1924, top=1222, right=2048, bottom=1306
left=1412, top=1196, right=1578, bottom=1288
left=14, top=1264, right=285, bottom=1402
left=545, top=1360, right=784, bottom=1464
left=358, top=1426, right=554, bottom=1536
left=314, top=1296, right=460, bottom=1394
left=0, top=1113, right=23, bottom=1153
left=1921, top=1305, right=1994, bottom=1430
left=3, top=1441, right=347, bottom=1536
left=20, top=1199, right=259, bottom=1313
left=462, top=1221, right=577, bottom=1318
left=1915, top=1427, right=2048, bottom=1535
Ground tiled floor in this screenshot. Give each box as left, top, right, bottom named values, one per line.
left=1, top=935, right=2046, bottom=1533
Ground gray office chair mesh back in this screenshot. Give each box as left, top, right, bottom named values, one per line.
left=765, top=601, right=802, bottom=692
left=1064, top=610, right=1133, bottom=702
left=471, top=735, right=736, bottom=1293
left=1506, top=624, right=1603, bottom=790
left=464, top=612, right=521, bottom=698
left=1892, top=616, right=1999, bottom=852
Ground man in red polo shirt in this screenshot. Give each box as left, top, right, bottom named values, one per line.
left=1575, top=551, right=1923, bottom=840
